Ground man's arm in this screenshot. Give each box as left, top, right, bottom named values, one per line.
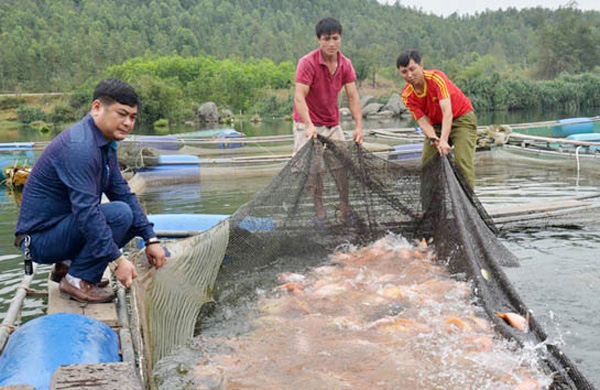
left=294, top=82, right=317, bottom=139
left=344, top=82, right=363, bottom=145
left=106, top=154, right=166, bottom=269
left=416, top=117, right=439, bottom=144
left=437, top=98, right=453, bottom=155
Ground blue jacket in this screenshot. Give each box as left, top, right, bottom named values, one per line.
left=15, top=114, right=155, bottom=262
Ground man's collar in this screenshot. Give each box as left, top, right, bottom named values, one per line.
left=318, top=49, right=340, bottom=66
left=86, top=113, right=117, bottom=150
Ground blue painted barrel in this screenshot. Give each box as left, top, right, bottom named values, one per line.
left=137, top=154, right=200, bottom=177
left=136, top=213, right=230, bottom=247
left=136, top=135, right=180, bottom=150
left=217, top=130, right=245, bottom=149
left=551, top=117, right=594, bottom=137
left=388, top=143, right=422, bottom=161
left=566, top=133, right=600, bottom=142
left=0, top=313, right=120, bottom=390
left=0, top=142, right=36, bottom=180
left=149, top=213, right=229, bottom=233
left=566, top=133, right=600, bottom=151
left=138, top=213, right=275, bottom=247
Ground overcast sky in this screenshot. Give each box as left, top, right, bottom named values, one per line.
left=380, top=0, right=600, bottom=17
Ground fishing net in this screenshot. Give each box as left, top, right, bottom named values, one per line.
left=218, top=136, right=593, bottom=389
left=117, top=143, right=160, bottom=170
left=130, top=219, right=229, bottom=378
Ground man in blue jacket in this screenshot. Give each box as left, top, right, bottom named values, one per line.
left=14, top=79, right=166, bottom=303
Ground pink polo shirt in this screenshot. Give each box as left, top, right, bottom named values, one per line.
left=292, top=49, right=356, bottom=127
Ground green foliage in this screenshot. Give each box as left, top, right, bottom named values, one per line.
left=459, top=71, right=600, bottom=111
left=1, top=0, right=600, bottom=93
left=0, top=97, right=25, bottom=109
left=153, top=118, right=169, bottom=134
left=121, top=74, right=186, bottom=126
left=17, top=106, right=45, bottom=123
left=250, top=93, right=294, bottom=117
left=30, top=120, right=52, bottom=134
left=105, top=56, right=294, bottom=120
left=533, top=7, right=600, bottom=79
left=47, top=102, right=78, bottom=123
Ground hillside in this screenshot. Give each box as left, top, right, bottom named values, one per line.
left=1, top=0, right=599, bottom=92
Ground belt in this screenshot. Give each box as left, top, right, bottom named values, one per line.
left=14, top=234, right=28, bottom=248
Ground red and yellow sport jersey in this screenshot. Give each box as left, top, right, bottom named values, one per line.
left=401, top=69, right=473, bottom=125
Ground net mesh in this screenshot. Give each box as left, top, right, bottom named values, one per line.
left=219, top=136, right=593, bottom=390
left=132, top=219, right=229, bottom=367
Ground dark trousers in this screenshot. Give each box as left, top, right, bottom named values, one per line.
left=25, top=201, right=134, bottom=283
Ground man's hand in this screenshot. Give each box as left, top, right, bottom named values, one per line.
left=352, top=128, right=364, bottom=145
left=145, top=243, right=166, bottom=269
left=437, top=139, right=452, bottom=155
left=305, top=124, right=318, bottom=139
left=115, top=258, right=137, bottom=288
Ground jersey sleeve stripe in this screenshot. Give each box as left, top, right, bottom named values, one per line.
left=428, top=73, right=450, bottom=98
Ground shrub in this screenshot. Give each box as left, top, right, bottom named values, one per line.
left=0, top=97, right=25, bottom=109
left=48, top=102, right=78, bottom=123
left=17, top=106, right=45, bottom=123
left=153, top=118, right=169, bottom=134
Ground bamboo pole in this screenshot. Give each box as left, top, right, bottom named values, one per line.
left=0, top=262, right=39, bottom=354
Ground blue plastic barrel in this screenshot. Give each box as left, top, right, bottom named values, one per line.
left=388, top=143, right=422, bottom=161
left=136, top=213, right=230, bottom=247
left=137, top=154, right=201, bottom=177
left=149, top=213, right=229, bottom=232
left=0, top=313, right=120, bottom=390
left=217, top=130, right=245, bottom=149
left=551, top=117, right=594, bottom=137
left=566, top=133, right=600, bottom=142
left=566, top=133, right=600, bottom=151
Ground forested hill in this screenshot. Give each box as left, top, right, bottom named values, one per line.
left=1, top=0, right=599, bottom=92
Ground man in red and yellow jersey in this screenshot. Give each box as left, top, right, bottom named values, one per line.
left=397, top=49, right=477, bottom=189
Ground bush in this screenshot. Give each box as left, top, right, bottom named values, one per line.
left=0, top=97, right=25, bottom=109
left=17, top=106, right=45, bottom=123
left=30, top=120, right=52, bottom=134
left=153, top=118, right=169, bottom=134
left=48, top=102, right=78, bottom=123
left=250, top=93, right=293, bottom=117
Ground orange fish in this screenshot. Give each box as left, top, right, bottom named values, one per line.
left=496, top=312, right=529, bottom=332
left=273, top=282, right=304, bottom=295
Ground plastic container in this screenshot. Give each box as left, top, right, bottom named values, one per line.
left=136, top=213, right=230, bottom=247
left=0, top=313, right=120, bottom=390
left=137, top=154, right=201, bottom=177
left=551, top=117, right=594, bottom=137
left=388, top=143, right=422, bottom=161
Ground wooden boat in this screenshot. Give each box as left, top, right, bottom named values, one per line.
left=502, top=132, right=600, bottom=173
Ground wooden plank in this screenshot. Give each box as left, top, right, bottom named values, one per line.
left=51, top=362, right=142, bottom=390
left=47, top=267, right=118, bottom=328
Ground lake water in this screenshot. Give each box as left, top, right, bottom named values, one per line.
left=1, top=108, right=599, bottom=386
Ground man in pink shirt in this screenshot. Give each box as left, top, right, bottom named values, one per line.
left=293, top=17, right=363, bottom=226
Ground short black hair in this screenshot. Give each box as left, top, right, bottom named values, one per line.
left=315, top=17, right=342, bottom=38
left=396, top=49, right=422, bottom=69
left=92, top=78, right=141, bottom=107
